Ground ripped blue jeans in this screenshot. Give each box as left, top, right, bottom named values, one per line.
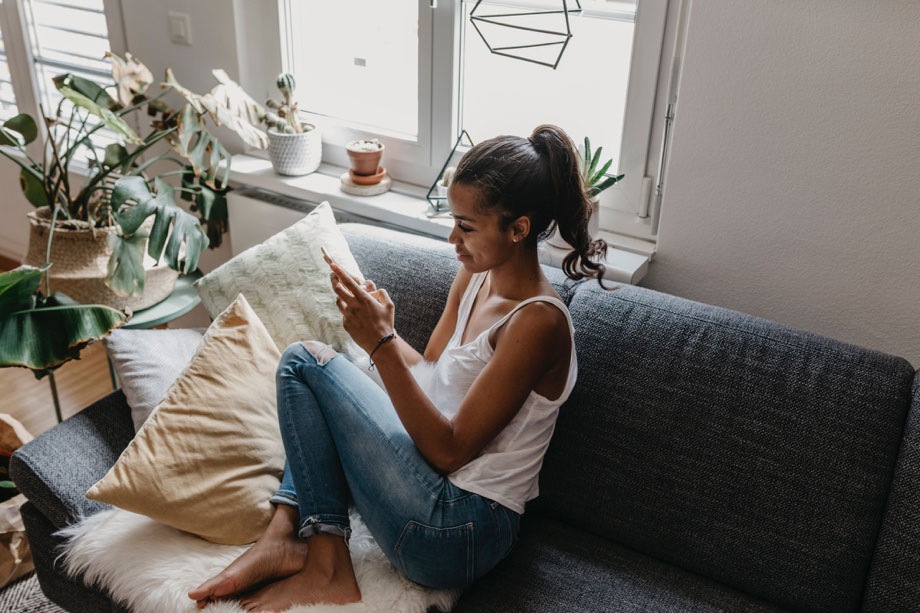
left=270, top=342, right=520, bottom=590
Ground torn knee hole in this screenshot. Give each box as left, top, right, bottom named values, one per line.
left=302, top=340, right=337, bottom=365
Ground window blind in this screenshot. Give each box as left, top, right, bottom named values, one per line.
left=0, top=26, right=15, bottom=120
left=23, top=0, right=112, bottom=114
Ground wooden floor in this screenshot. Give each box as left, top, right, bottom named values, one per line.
left=1, top=255, right=114, bottom=438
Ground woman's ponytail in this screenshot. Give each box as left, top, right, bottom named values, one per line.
left=529, top=125, right=609, bottom=287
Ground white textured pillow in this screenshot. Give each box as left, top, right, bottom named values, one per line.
left=195, top=202, right=364, bottom=354
left=103, top=328, right=204, bottom=431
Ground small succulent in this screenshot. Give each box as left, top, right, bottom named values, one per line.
left=580, top=137, right=624, bottom=197
left=264, top=73, right=306, bottom=134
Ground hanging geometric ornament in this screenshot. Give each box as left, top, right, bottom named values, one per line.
left=468, top=0, right=582, bottom=69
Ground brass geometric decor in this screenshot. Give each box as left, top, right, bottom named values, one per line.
left=469, top=0, right=582, bottom=69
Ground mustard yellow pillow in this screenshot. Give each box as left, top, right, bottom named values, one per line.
left=86, top=294, right=284, bottom=545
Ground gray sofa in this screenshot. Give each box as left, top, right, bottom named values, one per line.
left=11, top=223, right=920, bottom=612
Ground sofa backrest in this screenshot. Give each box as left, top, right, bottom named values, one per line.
left=862, top=372, right=920, bottom=612
left=533, top=282, right=916, bottom=613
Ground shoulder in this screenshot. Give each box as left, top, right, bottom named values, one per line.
left=499, top=298, right=570, bottom=348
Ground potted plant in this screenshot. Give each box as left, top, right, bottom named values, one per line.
left=0, top=53, right=262, bottom=309
left=436, top=166, right=456, bottom=199
left=546, top=136, right=625, bottom=250
left=262, top=73, right=322, bottom=176
left=345, top=138, right=385, bottom=185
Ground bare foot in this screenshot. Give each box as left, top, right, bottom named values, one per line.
left=188, top=505, right=308, bottom=607
left=239, top=534, right=361, bottom=612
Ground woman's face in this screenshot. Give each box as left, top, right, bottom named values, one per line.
left=447, top=182, right=516, bottom=273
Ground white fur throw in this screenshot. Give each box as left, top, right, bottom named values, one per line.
left=57, top=508, right=460, bottom=613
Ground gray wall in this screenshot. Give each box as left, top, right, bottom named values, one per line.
left=645, top=0, right=919, bottom=366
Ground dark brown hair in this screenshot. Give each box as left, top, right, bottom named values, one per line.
left=452, top=124, right=608, bottom=285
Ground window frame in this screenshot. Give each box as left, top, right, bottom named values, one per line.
left=275, top=1, right=672, bottom=245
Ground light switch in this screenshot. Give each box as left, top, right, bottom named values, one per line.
left=168, top=11, right=192, bottom=46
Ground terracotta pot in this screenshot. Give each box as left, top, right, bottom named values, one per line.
left=267, top=124, right=322, bottom=176
left=22, top=207, right=178, bottom=311
left=346, top=140, right=385, bottom=176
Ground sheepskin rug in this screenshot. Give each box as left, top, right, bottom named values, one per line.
left=57, top=508, right=460, bottom=613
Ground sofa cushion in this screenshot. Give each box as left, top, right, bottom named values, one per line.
left=454, top=514, right=786, bottom=613
left=103, top=327, right=204, bottom=431
left=534, top=283, right=915, bottom=612
left=195, top=202, right=365, bottom=355
left=86, top=294, right=284, bottom=546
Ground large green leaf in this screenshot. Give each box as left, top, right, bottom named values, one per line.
left=110, top=175, right=159, bottom=233
left=173, top=104, right=232, bottom=184
left=182, top=169, right=230, bottom=248
left=106, top=226, right=148, bottom=297
left=108, top=176, right=208, bottom=295
left=103, top=143, right=131, bottom=171
left=19, top=167, right=50, bottom=206
left=0, top=300, right=125, bottom=374
left=0, top=267, right=41, bottom=318
left=0, top=114, right=38, bottom=147
left=54, top=74, right=142, bottom=145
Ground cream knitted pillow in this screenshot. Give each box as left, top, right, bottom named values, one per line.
left=195, top=201, right=364, bottom=354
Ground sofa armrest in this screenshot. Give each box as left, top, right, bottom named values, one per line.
left=10, top=390, right=134, bottom=529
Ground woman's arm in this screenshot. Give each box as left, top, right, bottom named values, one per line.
left=329, top=261, right=568, bottom=474
left=375, top=303, right=569, bottom=473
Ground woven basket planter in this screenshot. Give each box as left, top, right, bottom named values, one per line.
left=267, top=124, right=322, bottom=176
left=22, top=208, right=178, bottom=311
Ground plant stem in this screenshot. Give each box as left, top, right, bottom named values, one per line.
left=42, top=204, right=63, bottom=297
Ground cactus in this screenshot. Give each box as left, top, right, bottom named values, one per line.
left=264, top=72, right=305, bottom=134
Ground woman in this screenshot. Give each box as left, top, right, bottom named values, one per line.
left=189, top=124, right=609, bottom=611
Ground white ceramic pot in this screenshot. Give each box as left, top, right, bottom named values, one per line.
left=545, top=196, right=600, bottom=250
left=267, top=124, right=322, bottom=176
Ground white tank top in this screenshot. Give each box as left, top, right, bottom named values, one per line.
left=411, top=272, right=578, bottom=514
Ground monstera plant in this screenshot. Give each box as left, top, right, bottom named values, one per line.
left=0, top=53, right=268, bottom=299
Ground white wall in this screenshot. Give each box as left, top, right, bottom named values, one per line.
left=644, top=0, right=920, bottom=367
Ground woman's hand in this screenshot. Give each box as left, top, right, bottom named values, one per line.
left=327, top=259, right=395, bottom=353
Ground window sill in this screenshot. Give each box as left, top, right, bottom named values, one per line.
left=227, top=154, right=649, bottom=284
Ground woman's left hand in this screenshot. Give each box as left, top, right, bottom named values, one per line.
left=328, top=261, right=395, bottom=353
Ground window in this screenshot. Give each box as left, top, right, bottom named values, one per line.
left=24, top=0, right=112, bottom=115
left=0, top=0, right=119, bottom=145
left=281, top=0, right=673, bottom=246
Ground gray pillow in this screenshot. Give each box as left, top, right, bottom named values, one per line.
left=103, top=328, right=204, bottom=431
